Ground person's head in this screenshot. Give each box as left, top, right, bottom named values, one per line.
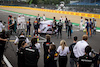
left=29, top=18, right=30, bottom=21
left=43, top=14, right=45, bottom=16
left=90, top=18, right=91, bottom=21
left=81, top=17, right=83, bottom=19
left=87, top=19, right=88, bottom=22
left=49, top=44, right=56, bottom=51
left=60, top=40, right=67, bottom=50
left=85, top=46, right=92, bottom=54
left=0, top=20, right=2, bottom=23
left=31, top=37, right=37, bottom=46
left=59, top=20, right=61, bottom=22
left=65, top=16, right=66, bottom=18
left=53, top=17, right=55, bottom=20
left=38, top=14, right=39, bottom=16
left=19, top=31, right=25, bottom=36
left=61, top=16, right=62, bottom=18
left=69, top=20, right=70, bottom=22
left=66, top=18, right=67, bottom=20
left=46, top=35, right=51, bottom=42
left=82, top=35, right=88, bottom=41
left=14, top=17, right=16, bottom=19
left=73, top=36, right=78, bottom=42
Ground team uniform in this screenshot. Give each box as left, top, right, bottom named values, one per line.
left=46, top=50, right=58, bottom=67
left=86, top=21, right=90, bottom=36
left=65, top=20, right=68, bottom=32
left=78, top=54, right=93, bottom=67
left=57, top=21, right=63, bottom=38
left=80, top=19, right=83, bottom=30
left=43, top=41, right=52, bottom=67
left=33, top=20, right=39, bottom=36
left=14, top=35, right=30, bottom=49
left=52, top=19, right=56, bottom=34
left=24, top=45, right=39, bottom=67
left=26, top=20, right=31, bottom=36
left=67, top=22, right=72, bottom=38
left=57, top=46, right=69, bottom=67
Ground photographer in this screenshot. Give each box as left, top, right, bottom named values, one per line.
left=0, top=30, right=8, bottom=66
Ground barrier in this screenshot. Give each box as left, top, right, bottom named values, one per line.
left=0, top=6, right=100, bottom=19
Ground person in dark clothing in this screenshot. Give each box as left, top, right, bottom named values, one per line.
left=14, top=17, right=17, bottom=33
left=65, top=18, right=68, bottom=33
left=57, top=20, right=63, bottom=39
left=77, top=46, right=93, bottom=67
left=0, top=30, right=8, bottom=66
left=24, top=37, right=39, bottom=67
left=17, top=41, right=27, bottom=67
left=67, top=20, right=72, bottom=38
left=43, top=35, right=52, bottom=67
left=89, top=19, right=93, bottom=37
left=52, top=17, right=57, bottom=34
left=46, top=44, right=58, bottom=67
left=26, top=18, right=31, bottom=37
left=33, top=18, right=39, bottom=37
left=69, top=36, right=78, bottom=67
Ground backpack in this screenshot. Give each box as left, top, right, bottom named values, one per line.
left=18, top=37, right=26, bottom=49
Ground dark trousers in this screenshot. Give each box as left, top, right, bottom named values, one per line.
left=70, top=58, right=77, bottom=67
left=68, top=28, right=71, bottom=37
left=59, top=56, right=68, bottom=67
left=57, top=28, right=62, bottom=38
left=0, top=46, right=5, bottom=66
left=26, top=26, right=30, bottom=35
left=34, top=28, right=38, bottom=36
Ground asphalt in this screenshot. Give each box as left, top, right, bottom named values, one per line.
left=0, top=10, right=100, bottom=67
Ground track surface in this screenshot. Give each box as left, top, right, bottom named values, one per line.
left=0, top=10, right=100, bottom=67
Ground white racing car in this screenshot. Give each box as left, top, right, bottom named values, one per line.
left=39, top=20, right=53, bottom=34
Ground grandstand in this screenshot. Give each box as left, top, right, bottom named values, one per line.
left=70, top=0, right=100, bottom=5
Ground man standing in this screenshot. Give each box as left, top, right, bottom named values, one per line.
left=57, top=20, right=63, bottom=39
left=0, top=30, right=8, bottom=66
left=26, top=18, right=31, bottom=37
left=80, top=17, right=83, bottom=31
left=65, top=18, right=68, bottom=32
left=69, top=36, right=78, bottom=67
left=67, top=20, right=72, bottom=38
left=73, top=35, right=89, bottom=58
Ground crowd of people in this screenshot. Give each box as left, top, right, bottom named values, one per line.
left=80, top=17, right=97, bottom=37
left=0, top=13, right=99, bottom=67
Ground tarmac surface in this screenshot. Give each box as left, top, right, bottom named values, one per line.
left=0, top=10, right=100, bottom=67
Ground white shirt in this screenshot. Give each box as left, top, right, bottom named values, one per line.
left=0, top=22, right=5, bottom=32
left=57, top=46, right=69, bottom=56
left=14, top=35, right=30, bottom=44
left=42, top=16, right=46, bottom=20
left=35, top=43, right=41, bottom=52
left=80, top=19, right=83, bottom=24
left=73, top=40, right=89, bottom=58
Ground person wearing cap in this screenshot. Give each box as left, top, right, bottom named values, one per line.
left=73, top=35, right=89, bottom=58
left=0, top=20, right=5, bottom=33
left=26, top=18, right=31, bottom=37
